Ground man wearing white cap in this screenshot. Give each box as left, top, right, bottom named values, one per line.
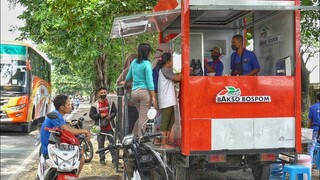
left=204, top=46, right=224, bottom=76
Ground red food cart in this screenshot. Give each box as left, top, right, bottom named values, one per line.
left=111, top=0, right=318, bottom=179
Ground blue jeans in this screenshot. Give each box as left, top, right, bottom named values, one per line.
left=307, top=130, right=319, bottom=160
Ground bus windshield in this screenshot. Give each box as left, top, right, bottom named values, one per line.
left=0, top=56, right=27, bottom=93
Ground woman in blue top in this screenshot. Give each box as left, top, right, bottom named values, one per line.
left=122, top=43, right=158, bottom=136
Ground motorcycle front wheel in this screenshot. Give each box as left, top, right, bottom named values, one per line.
left=150, top=162, right=168, bottom=180
left=81, top=140, right=94, bottom=163
left=44, top=169, right=57, bottom=180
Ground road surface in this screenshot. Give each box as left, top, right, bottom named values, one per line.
left=0, top=103, right=72, bottom=180
left=0, top=130, right=38, bottom=180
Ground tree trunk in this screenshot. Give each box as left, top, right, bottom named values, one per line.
left=301, top=53, right=310, bottom=112
left=92, top=53, right=108, bottom=100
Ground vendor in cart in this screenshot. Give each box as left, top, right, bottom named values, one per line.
left=204, top=46, right=224, bottom=76
left=230, top=34, right=260, bottom=76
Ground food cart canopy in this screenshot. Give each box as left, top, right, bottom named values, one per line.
left=110, top=9, right=180, bottom=39
left=110, top=2, right=318, bottom=38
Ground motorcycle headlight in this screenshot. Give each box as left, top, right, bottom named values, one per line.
left=58, top=160, right=73, bottom=172
left=9, top=104, right=26, bottom=111
left=57, top=149, right=79, bottom=171
left=122, top=134, right=134, bottom=146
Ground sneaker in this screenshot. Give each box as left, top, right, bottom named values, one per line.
left=100, top=161, right=106, bottom=166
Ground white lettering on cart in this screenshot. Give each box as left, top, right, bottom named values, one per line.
left=216, top=86, right=271, bottom=103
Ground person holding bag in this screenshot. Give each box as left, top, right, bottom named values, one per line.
left=89, top=87, right=117, bottom=166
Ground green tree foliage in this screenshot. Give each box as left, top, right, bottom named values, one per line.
left=9, top=0, right=158, bottom=96
left=300, top=0, right=320, bottom=112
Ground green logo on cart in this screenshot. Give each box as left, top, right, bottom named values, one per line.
left=216, top=86, right=271, bottom=103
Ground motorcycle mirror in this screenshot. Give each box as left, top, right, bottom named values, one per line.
left=90, top=125, right=101, bottom=136
left=141, top=107, right=157, bottom=136
left=147, top=107, right=157, bottom=120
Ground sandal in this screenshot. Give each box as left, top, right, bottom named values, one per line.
left=160, top=136, right=175, bottom=149
left=167, top=138, right=174, bottom=145
left=153, top=137, right=161, bottom=146
left=160, top=144, right=175, bottom=149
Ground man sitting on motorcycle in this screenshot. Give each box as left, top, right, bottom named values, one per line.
left=40, top=94, right=91, bottom=176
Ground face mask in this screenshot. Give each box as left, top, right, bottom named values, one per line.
left=100, top=94, right=107, bottom=99
left=211, top=55, right=219, bottom=61
left=231, top=45, right=238, bottom=51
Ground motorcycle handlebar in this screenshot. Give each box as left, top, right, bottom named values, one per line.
left=95, top=146, right=109, bottom=154
left=44, top=127, right=51, bottom=131
left=44, top=127, right=60, bottom=135
left=139, top=132, right=162, bottom=143
left=143, top=132, right=162, bottom=139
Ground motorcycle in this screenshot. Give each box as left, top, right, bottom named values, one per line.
left=68, top=113, right=94, bottom=163
left=91, top=107, right=169, bottom=180
left=36, top=127, right=81, bottom=180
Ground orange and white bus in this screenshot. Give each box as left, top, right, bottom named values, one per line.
left=0, top=42, right=51, bottom=133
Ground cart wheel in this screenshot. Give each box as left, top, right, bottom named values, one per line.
left=251, top=162, right=270, bottom=180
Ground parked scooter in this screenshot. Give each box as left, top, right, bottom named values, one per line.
left=68, top=113, right=94, bottom=163
left=36, top=127, right=82, bottom=180
left=92, top=107, right=169, bottom=180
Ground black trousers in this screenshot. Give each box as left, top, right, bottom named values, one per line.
left=128, top=105, right=139, bottom=134
left=97, top=129, right=115, bottom=162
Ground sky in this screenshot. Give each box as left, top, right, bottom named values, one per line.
left=1, top=0, right=27, bottom=42
left=1, top=0, right=319, bottom=83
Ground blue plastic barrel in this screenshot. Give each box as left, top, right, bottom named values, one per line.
left=269, top=163, right=283, bottom=180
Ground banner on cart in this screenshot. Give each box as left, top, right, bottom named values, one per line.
left=216, top=86, right=271, bottom=103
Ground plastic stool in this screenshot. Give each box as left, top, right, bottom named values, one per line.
left=313, top=142, right=320, bottom=169
left=282, top=165, right=311, bottom=180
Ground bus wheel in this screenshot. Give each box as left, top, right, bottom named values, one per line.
left=21, top=122, right=31, bottom=133
left=251, top=162, right=270, bottom=180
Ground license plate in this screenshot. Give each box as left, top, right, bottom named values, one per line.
left=56, top=143, right=75, bottom=151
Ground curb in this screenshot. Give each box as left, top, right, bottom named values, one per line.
left=8, top=146, right=40, bottom=180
